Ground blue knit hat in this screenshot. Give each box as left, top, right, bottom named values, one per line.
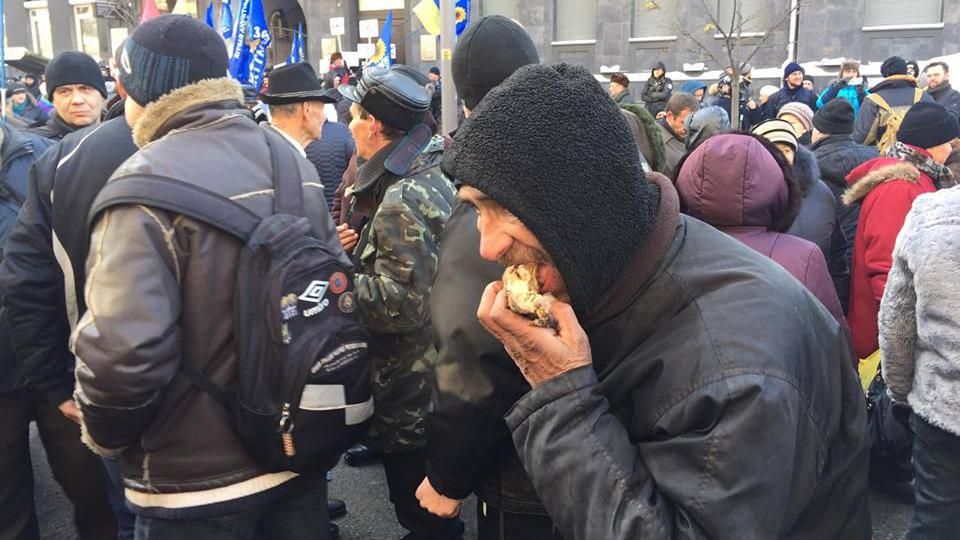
left=119, top=15, right=229, bottom=106
left=783, top=62, right=804, bottom=81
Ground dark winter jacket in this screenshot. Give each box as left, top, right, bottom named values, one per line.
left=0, top=124, right=54, bottom=393
left=817, top=80, right=868, bottom=116
left=811, top=134, right=879, bottom=290
left=787, top=146, right=849, bottom=310
left=70, top=79, right=347, bottom=517
left=305, top=120, right=357, bottom=212
left=641, top=61, right=672, bottom=116
left=612, top=89, right=634, bottom=105
left=843, top=155, right=936, bottom=359
left=619, top=103, right=666, bottom=173
left=28, top=111, right=90, bottom=141
left=763, top=85, right=818, bottom=119
left=506, top=174, right=869, bottom=539
left=676, top=134, right=846, bottom=323
left=715, top=94, right=762, bottom=131
left=854, top=76, right=932, bottom=147
left=426, top=202, right=550, bottom=515
left=927, top=82, right=960, bottom=120
left=657, top=118, right=685, bottom=178
left=0, top=118, right=134, bottom=404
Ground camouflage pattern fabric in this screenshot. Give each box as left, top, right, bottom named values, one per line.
left=353, top=135, right=455, bottom=452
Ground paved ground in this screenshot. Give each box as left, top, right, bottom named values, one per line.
left=31, top=426, right=906, bottom=540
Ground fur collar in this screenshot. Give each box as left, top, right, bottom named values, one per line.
left=133, top=78, right=243, bottom=148
left=842, top=161, right=919, bottom=206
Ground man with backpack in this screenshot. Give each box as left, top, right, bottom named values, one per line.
left=339, top=66, right=460, bottom=539
left=855, top=56, right=933, bottom=152
left=69, top=16, right=360, bottom=538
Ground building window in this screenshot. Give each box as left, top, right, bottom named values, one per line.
left=73, top=5, right=100, bottom=59
left=481, top=0, right=520, bottom=19
left=555, top=0, right=596, bottom=41
left=633, top=1, right=677, bottom=39
left=716, top=0, right=764, bottom=34
left=864, top=0, right=941, bottom=27
left=28, top=7, right=54, bottom=58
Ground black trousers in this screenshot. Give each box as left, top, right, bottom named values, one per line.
left=476, top=500, right=565, bottom=540
left=382, top=449, right=462, bottom=540
left=0, top=387, right=117, bottom=540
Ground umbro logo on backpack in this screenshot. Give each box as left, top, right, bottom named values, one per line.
left=299, top=280, right=330, bottom=303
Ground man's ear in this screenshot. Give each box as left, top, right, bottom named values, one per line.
left=369, top=116, right=383, bottom=140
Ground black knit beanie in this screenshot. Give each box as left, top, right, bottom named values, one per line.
left=45, top=51, right=107, bottom=101
left=813, top=98, right=855, bottom=135
left=897, top=102, right=960, bottom=149
left=881, top=56, right=908, bottom=78
left=442, top=63, right=660, bottom=315
left=119, top=15, right=229, bottom=106
left=452, top=15, right=539, bottom=110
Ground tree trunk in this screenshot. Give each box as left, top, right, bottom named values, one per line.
left=730, top=71, right=741, bottom=131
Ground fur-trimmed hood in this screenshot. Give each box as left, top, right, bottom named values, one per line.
left=132, top=77, right=244, bottom=148
left=842, top=157, right=920, bottom=206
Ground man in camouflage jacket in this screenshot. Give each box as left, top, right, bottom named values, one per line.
left=340, top=66, right=460, bottom=539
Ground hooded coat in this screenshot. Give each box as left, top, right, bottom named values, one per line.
left=676, top=134, right=846, bottom=324
left=787, top=146, right=850, bottom=309
left=843, top=155, right=936, bottom=359
left=641, top=61, right=672, bottom=116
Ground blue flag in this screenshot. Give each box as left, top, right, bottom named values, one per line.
left=368, top=10, right=393, bottom=69
left=286, top=22, right=304, bottom=65
left=205, top=3, right=215, bottom=28
left=432, top=0, right=471, bottom=35
left=229, top=0, right=271, bottom=90
left=220, top=1, right=234, bottom=40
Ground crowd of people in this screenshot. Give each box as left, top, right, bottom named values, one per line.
left=0, top=11, right=958, bottom=540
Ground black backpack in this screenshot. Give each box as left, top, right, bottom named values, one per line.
left=89, top=129, right=372, bottom=473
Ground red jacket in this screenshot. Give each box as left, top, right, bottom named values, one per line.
left=843, top=155, right=936, bottom=359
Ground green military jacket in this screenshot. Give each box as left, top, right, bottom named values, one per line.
left=351, top=135, right=455, bottom=451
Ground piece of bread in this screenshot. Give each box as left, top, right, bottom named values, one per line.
left=502, top=263, right=556, bottom=328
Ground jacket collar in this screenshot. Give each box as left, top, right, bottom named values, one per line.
left=929, top=82, right=954, bottom=97
left=583, top=172, right=680, bottom=329
left=132, top=78, right=244, bottom=148
left=352, top=138, right=404, bottom=197
left=810, top=133, right=854, bottom=151
left=871, top=75, right=917, bottom=93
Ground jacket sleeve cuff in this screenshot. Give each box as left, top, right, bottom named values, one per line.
left=77, top=390, right=163, bottom=450
left=426, top=461, right=474, bottom=501
left=504, top=366, right=598, bottom=431
left=41, top=380, right=75, bottom=408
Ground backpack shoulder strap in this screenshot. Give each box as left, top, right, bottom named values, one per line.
left=261, top=127, right=304, bottom=217
left=89, top=174, right=262, bottom=241
left=867, top=92, right=892, bottom=111
left=913, top=87, right=924, bottom=104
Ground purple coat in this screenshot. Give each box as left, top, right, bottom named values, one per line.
left=676, top=134, right=846, bottom=324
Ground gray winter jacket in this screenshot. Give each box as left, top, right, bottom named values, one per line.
left=71, top=78, right=347, bottom=517
left=505, top=179, right=870, bottom=539
left=880, top=186, right=960, bottom=436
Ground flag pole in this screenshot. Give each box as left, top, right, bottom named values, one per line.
left=439, top=0, right=455, bottom=135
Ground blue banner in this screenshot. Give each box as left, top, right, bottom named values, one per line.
left=286, top=22, right=304, bottom=65
left=204, top=3, right=215, bottom=28
left=432, top=0, right=471, bottom=35
left=220, top=1, right=234, bottom=40
left=229, top=0, right=271, bottom=90
left=368, top=10, right=393, bottom=69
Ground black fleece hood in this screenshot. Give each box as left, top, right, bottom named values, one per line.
left=442, top=63, right=661, bottom=316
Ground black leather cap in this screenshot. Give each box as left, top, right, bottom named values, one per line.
left=338, top=65, right=430, bottom=131
left=260, top=62, right=337, bottom=105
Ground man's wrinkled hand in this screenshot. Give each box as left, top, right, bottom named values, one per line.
left=416, top=477, right=463, bottom=518
left=477, top=281, right=592, bottom=387
left=337, top=223, right=359, bottom=252
left=58, top=399, right=82, bottom=425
